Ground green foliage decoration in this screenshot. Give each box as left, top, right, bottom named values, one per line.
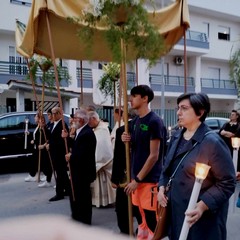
left=229, top=48, right=240, bottom=93
left=70, top=0, right=165, bottom=67
left=27, top=55, right=71, bottom=89
left=98, top=62, right=120, bottom=99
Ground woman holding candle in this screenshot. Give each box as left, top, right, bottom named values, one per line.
left=157, top=93, right=236, bottom=240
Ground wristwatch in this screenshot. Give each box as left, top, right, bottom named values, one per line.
left=135, top=176, right=141, bottom=183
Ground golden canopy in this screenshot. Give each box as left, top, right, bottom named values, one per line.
left=17, top=0, right=190, bottom=61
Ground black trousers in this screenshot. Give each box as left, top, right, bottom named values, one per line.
left=115, top=187, right=142, bottom=234
left=70, top=181, right=92, bottom=225
left=52, top=155, right=70, bottom=197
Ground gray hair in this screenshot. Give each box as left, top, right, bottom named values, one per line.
left=88, top=111, right=100, bottom=121
left=51, top=106, right=61, bottom=114
left=75, top=108, right=89, bottom=124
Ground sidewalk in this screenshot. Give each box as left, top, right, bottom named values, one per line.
left=227, top=182, right=240, bottom=240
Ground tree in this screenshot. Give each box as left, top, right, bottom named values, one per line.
left=229, top=48, right=240, bottom=104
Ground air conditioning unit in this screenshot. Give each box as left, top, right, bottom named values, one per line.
left=174, top=56, right=184, bottom=65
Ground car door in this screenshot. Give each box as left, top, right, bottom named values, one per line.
left=0, top=114, right=35, bottom=158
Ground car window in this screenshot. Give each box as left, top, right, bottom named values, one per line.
left=0, top=115, right=26, bottom=130
left=205, top=119, right=219, bottom=130
left=219, top=119, right=228, bottom=128
left=27, top=114, right=37, bottom=129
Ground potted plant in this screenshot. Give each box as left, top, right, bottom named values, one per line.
left=98, top=62, right=120, bottom=104
left=27, top=54, right=71, bottom=89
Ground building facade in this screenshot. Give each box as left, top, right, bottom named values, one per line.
left=0, top=0, right=240, bottom=127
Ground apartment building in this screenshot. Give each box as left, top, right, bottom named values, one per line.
left=0, top=0, right=240, bottom=126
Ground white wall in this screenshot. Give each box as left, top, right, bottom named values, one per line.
left=189, top=13, right=240, bottom=61
left=0, top=0, right=30, bottom=31
left=188, top=0, right=240, bottom=19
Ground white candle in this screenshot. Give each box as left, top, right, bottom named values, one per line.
left=232, top=149, right=238, bottom=172
left=179, top=178, right=203, bottom=240
left=179, top=163, right=210, bottom=240
left=24, top=118, right=29, bottom=149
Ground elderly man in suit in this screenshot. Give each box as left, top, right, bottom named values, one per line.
left=64, top=108, right=97, bottom=224
left=46, top=107, right=70, bottom=202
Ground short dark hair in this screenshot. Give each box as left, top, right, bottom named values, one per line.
left=130, top=85, right=154, bottom=103
left=177, top=92, right=210, bottom=122
left=47, top=108, right=52, bottom=114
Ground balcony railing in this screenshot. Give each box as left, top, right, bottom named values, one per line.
left=10, top=0, right=31, bottom=7
left=0, top=61, right=68, bottom=86
left=178, top=30, right=209, bottom=49
left=149, top=74, right=195, bottom=93
left=201, top=78, right=237, bottom=95
left=76, top=67, right=136, bottom=89
left=0, top=61, right=237, bottom=95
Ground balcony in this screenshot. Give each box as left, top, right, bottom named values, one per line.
left=201, top=78, right=237, bottom=95
left=177, top=30, right=209, bottom=49
left=76, top=67, right=136, bottom=90
left=149, top=74, right=195, bottom=93
left=0, top=61, right=237, bottom=96
left=0, top=61, right=69, bottom=87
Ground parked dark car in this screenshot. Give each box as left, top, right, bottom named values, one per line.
left=0, top=111, right=69, bottom=173
left=204, top=117, right=229, bottom=132
left=168, top=117, right=229, bottom=141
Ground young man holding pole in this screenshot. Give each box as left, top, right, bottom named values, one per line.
left=122, top=85, right=166, bottom=239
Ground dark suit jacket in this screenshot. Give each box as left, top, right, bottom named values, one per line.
left=70, top=124, right=96, bottom=184
left=49, top=120, right=69, bottom=170
left=111, top=125, right=127, bottom=185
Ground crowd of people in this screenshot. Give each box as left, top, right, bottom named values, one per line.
left=23, top=85, right=239, bottom=240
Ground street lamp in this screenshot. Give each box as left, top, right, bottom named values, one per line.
left=179, top=162, right=211, bottom=240
left=24, top=117, right=29, bottom=149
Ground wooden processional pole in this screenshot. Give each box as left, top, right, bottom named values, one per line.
left=120, top=31, right=134, bottom=237
left=26, top=59, right=57, bottom=182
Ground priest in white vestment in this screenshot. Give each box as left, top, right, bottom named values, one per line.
left=88, top=111, right=116, bottom=207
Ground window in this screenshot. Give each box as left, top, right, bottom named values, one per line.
left=203, top=22, right=210, bottom=38
left=98, top=62, right=107, bottom=69
left=208, top=67, right=220, bottom=80
left=218, top=26, right=230, bottom=41
left=0, top=115, right=26, bottom=130
left=9, top=46, right=27, bottom=75
left=10, top=0, right=31, bottom=7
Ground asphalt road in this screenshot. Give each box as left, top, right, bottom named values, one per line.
left=0, top=173, right=119, bottom=231
left=0, top=173, right=240, bottom=239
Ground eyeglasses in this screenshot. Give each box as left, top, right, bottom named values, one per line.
left=176, top=105, right=192, bottom=112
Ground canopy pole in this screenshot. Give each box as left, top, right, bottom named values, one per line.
left=26, top=59, right=40, bottom=110
left=118, top=75, right=122, bottom=128
left=45, top=11, right=75, bottom=201
left=120, top=31, right=134, bottom=237
left=181, top=0, right=187, bottom=93
left=37, top=81, right=45, bottom=183
left=26, top=58, right=57, bottom=182
left=135, top=59, right=138, bottom=86
left=184, top=29, right=187, bottom=93
left=80, top=60, right=83, bottom=106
